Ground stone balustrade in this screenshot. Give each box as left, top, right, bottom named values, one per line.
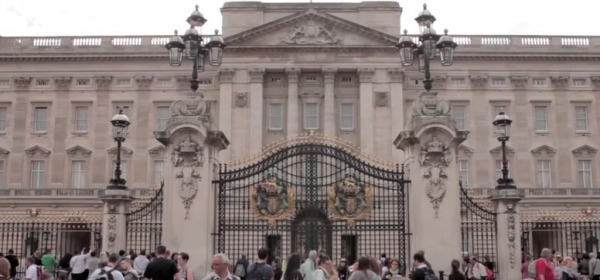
left=466, top=187, right=600, bottom=197
left=0, top=187, right=157, bottom=199
left=0, top=35, right=598, bottom=54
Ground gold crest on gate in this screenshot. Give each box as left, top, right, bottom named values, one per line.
left=250, top=173, right=296, bottom=228
left=328, top=175, right=373, bottom=226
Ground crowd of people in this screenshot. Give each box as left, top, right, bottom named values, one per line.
left=521, top=248, right=600, bottom=280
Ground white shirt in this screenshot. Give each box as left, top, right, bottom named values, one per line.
left=25, top=265, right=38, bottom=280
left=467, top=263, right=486, bottom=280
left=201, top=271, right=239, bottom=280
left=133, top=255, right=149, bottom=275
left=89, top=266, right=126, bottom=280
left=71, top=252, right=91, bottom=274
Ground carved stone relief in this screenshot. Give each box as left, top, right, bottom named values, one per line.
left=171, top=136, right=204, bottom=219
left=285, top=68, right=301, bottom=84
left=410, top=91, right=450, bottom=117
left=250, top=173, right=296, bottom=228
left=219, top=69, right=235, bottom=84
left=281, top=20, right=342, bottom=45
left=357, top=68, right=375, bottom=83
left=419, top=135, right=452, bottom=217
left=95, top=76, right=113, bottom=90
left=510, top=76, right=529, bottom=89
left=433, top=76, right=447, bottom=88
left=53, top=77, right=72, bottom=90
left=135, top=76, right=153, bottom=89
left=107, top=214, right=117, bottom=250
left=323, top=68, right=337, bottom=84
left=387, top=68, right=404, bottom=83
left=234, top=92, right=248, bottom=108
left=170, top=98, right=210, bottom=123
left=551, top=76, right=569, bottom=89
left=591, top=76, right=600, bottom=88
left=248, top=69, right=265, bottom=83
left=13, top=77, right=32, bottom=90
left=375, top=92, right=388, bottom=107
left=469, top=76, right=488, bottom=88
left=507, top=213, right=517, bottom=269
left=328, top=175, right=373, bottom=227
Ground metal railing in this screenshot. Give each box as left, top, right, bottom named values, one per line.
left=465, top=187, right=600, bottom=197
left=0, top=187, right=158, bottom=198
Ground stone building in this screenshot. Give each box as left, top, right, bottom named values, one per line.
left=0, top=0, right=599, bottom=276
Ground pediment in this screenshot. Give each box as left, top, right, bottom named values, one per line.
left=225, top=9, right=399, bottom=47
left=107, top=146, right=133, bottom=156
left=572, top=144, right=597, bottom=157
left=490, top=145, right=515, bottom=158
left=0, top=147, right=9, bottom=156
left=66, top=145, right=92, bottom=157
left=531, top=145, right=557, bottom=157
left=457, top=145, right=475, bottom=158
left=148, top=145, right=167, bottom=156
left=25, top=145, right=51, bottom=157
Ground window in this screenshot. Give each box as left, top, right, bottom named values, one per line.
left=153, top=160, right=164, bottom=187
left=30, top=160, right=45, bottom=189
left=341, top=76, right=353, bottom=83
left=156, top=106, right=170, bottom=131
left=157, top=79, right=171, bottom=86
left=573, top=79, right=587, bottom=86
left=33, top=107, right=48, bottom=133
left=268, top=104, right=283, bottom=131
left=0, top=108, right=6, bottom=132
left=113, top=160, right=128, bottom=181
left=0, top=161, right=4, bottom=188
left=451, top=106, right=466, bottom=130
left=71, top=160, right=86, bottom=188
left=74, top=106, right=88, bottom=132
left=304, top=103, right=319, bottom=130
left=578, top=160, right=593, bottom=188
left=491, top=78, right=506, bottom=86
left=575, top=106, right=589, bottom=131
left=340, top=103, right=354, bottom=130
left=534, top=106, right=548, bottom=131
left=115, top=105, right=130, bottom=116
left=0, top=80, right=10, bottom=87
left=536, top=160, right=552, bottom=188
left=492, top=105, right=507, bottom=120
left=532, top=78, right=546, bottom=86
left=458, top=160, right=469, bottom=188
left=451, top=78, right=466, bottom=86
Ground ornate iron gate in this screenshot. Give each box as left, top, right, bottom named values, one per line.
left=522, top=220, right=600, bottom=258
left=214, top=138, right=409, bottom=268
left=125, top=183, right=164, bottom=252
left=460, top=184, right=497, bottom=265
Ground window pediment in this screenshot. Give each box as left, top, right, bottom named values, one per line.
left=457, top=145, right=474, bottom=158
left=66, top=145, right=92, bottom=157
left=531, top=145, right=557, bottom=157
left=490, top=145, right=515, bottom=158
left=149, top=145, right=167, bottom=157
left=572, top=144, right=597, bottom=158
left=107, top=146, right=133, bottom=156
left=25, top=145, right=51, bottom=157
left=0, top=147, right=9, bottom=156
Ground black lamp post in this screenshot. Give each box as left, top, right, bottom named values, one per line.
left=396, top=4, right=457, bottom=92
left=493, top=112, right=516, bottom=189
left=165, top=5, right=226, bottom=93
left=108, top=110, right=130, bottom=190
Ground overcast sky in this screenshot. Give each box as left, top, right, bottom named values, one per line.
left=1, top=0, right=598, bottom=37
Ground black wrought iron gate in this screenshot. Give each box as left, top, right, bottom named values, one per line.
left=125, top=182, right=164, bottom=252
left=214, top=139, right=409, bottom=267
left=460, top=184, right=497, bottom=266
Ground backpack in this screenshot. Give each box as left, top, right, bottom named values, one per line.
left=484, top=266, right=494, bottom=280
left=37, top=266, right=51, bottom=280
left=422, top=268, right=439, bottom=280
left=246, top=263, right=270, bottom=280
left=235, top=263, right=246, bottom=278
left=96, top=268, right=118, bottom=280
left=528, top=259, right=540, bottom=279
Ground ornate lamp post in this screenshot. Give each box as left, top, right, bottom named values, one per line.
left=396, top=4, right=457, bottom=92
left=493, top=112, right=515, bottom=189
left=108, top=110, right=130, bottom=190
left=165, top=5, right=226, bottom=93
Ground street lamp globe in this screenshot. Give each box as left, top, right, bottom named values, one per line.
left=111, top=110, right=130, bottom=141
left=205, top=30, right=226, bottom=66
left=437, top=29, right=458, bottom=66
left=183, top=26, right=201, bottom=60
left=420, top=26, right=439, bottom=59
left=397, top=30, right=417, bottom=66
left=187, top=5, right=207, bottom=27
left=165, top=30, right=185, bottom=67
left=493, top=112, right=512, bottom=141
left=414, top=3, right=436, bottom=34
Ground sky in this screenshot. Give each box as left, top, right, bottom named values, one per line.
left=1, top=0, right=599, bottom=37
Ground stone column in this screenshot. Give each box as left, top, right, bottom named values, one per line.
left=388, top=68, right=405, bottom=162
left=286, top=68, right=301, bottom=138
left=155, top=98, right=229, bottom=276
left=358, top=68, right=375, bottom=155
left=218, top=69, right=235, bottom=162
left=100, top=189, right=133, bottom=253
left=323, top=68, right=337, bottom=137
left=492, top=190, right=523, bottom=280
left=248, top=68, right=265, bottom=155
left=394, top=90, right=469, bottom=273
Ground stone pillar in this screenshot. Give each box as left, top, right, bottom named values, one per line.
left=388, top=68, right=405, bottom=163
left=286, top=68, right=301, bottom=138
left=155, top=97, right=229, bottom=276
left=492, top=190, right=523, bottom=280
left=100, top=189, right=133, bottom=253
left=358, top=68, right=375, bottom=155
left=394, top=90, right=469, bottom=273
left=248, top=68, right=265, bottom=155
left=218, top=69, right=235, bottom=162
left=323, top=68, right=337, bottom=137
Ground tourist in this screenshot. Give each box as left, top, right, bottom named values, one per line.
left=143, top=246, right=180, bottom=280
left=133, top=250, right=149, bottom=276
left=579, top=253, right=590, bottom=279
left=119, top=258, right=139, bottom=280
left=0, top=258, right=11, bottom=280
left=348, top=257, right=377, bottom=280
left=234, top=255, right=249, bottom=280
left=56, top=254, right=72, bottom=280
left=407, top=254, right=430, bottom=280
left=448, top=260, right=466, bottom=280
left=87, top=252, right=100, bottom=272
left=337, top=259, right=349, bottom=280
left=383, top=259, right=403, bottom=278
left=589, top=253, right=600, bottom=280
left=70, top=247, right=94, bottom=280
left=202, top=254, right=239, bottom=280
left=369, top=258, right=382, bottom=280
left=522, top=255, right=532, bottom=280
left=176, top=253, right=193, bottom=280
left=4, top=249, right=18, bottom=280
left=282, top=254, right=303, bottom=280
left=313, top=255, right=332, bottom=280
left=246, top=248, right=274, bottom=280
left=534, top=248, right=555, bottom=280
left=301, top=251, right=318, bottom=280
left=24, top=257, right=39, bottom=280
left=88, top=253, right=125, bottom=280
left=557, top=257, right=578, bottom=280
left=466, top=257, right=487, bottom=280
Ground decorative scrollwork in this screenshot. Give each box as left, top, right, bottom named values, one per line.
left=328, top=175, right=373, bottom=227
left=411, top=91, right=451, bottom=117
left=507, top=213, right=517, bottom=269
left=420, top=135, right=452, bottom=217
left=172, top=136, right=204, bottom=220
left=281, top=20, right=342, bottom=45
left=250, top=173, right=296, bottom=228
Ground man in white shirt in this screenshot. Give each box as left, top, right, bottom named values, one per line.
left=24, top=257, right=39, bottom=280
left=70, top=247, right=94, bottom=280
left=133, top=250, right=149, bottom=276
left=88, top=253, right=125, bottom=280
left=202, top=254, right=239, bottom=280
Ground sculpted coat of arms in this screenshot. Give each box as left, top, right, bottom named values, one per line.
left=419, top=135, right=452, bottom=217
left=281, top=20, right=342, bottom=45
left=328, top=175, right=373, bottom=226
left=250, top=173, right=296, bottom=228
left=172, top=136, right=204, bottom=220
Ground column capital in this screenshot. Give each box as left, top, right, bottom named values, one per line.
left=219, top=68, right=236, bottom=83
left=248, top=68, right=265, bottom=83
left=286, top=68, right=301, bottom=83
left=387, top=68, right=405, bottom=83
left=358, top=68, right=375, bottom=83
left=322, top=68, right=337, bottom=83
